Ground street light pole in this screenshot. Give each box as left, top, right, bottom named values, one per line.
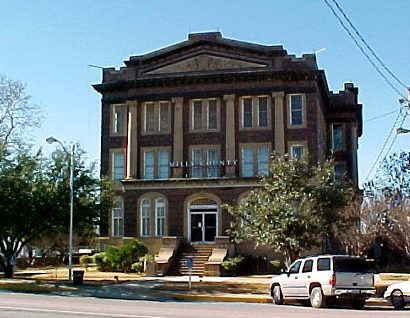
left=46, top=137, right=75, bottom=283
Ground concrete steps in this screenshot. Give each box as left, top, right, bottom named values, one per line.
left=168, top=243, right=215, bottom=276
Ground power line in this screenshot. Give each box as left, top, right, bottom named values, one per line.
left=322, top=0, right=408, bottom=99
left=364, top=110, right=408, bottom=183
left=329, top=0, right=408, bottom=91
left=364, top=110, right=399, bottom=123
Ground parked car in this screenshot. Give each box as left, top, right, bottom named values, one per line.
left=384, top=281, right=410, bottom=309
left=270, top=255, right=376, bottom=309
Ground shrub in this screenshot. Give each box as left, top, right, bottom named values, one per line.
left=93, top=252, right=112, bottom=272
left=79, top=255, right=93, bottom=270
left=98, top=240, right=148, bottom=273
left=221, top=256, right=245, bottom=275
left=132, top=261, right=143, bottom=273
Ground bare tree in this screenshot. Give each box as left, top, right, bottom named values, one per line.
left=0, top=75, right=42, bottom=152
left=335, top=197, right=379, bottom=256
left=380, top=194, right=410, bottom=258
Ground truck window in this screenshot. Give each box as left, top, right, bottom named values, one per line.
left=302, top=259, right=313, bottom=273
left=289, top=261, right=302, bottom=274
left=317, top=258, right=331, bottom=271
left=334, top=258, right=370, bottom=272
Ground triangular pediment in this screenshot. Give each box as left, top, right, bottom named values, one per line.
left=145, top=54, right=266, bottom=75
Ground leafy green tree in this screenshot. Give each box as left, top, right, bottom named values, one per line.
left=0, top=147, right=114, bottom=278
left=226, top=153, right=352, bottom=266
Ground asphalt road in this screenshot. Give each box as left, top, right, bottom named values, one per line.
left=0, top=293, right=409, bottom=318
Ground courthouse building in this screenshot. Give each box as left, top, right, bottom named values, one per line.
left=93, top=32, right=362, bottom=273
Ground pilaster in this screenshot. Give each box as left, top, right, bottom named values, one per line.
left=272, top=92, right=285, bottom=154
left=224, top=94, right=236, bottom=176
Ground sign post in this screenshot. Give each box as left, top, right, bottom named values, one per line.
left=186, top=256, right=193, bottom=289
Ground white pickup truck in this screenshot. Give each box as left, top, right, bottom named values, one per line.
left=270, top=255, right=376, bottom=309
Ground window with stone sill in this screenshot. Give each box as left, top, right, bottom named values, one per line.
left=240, top=144, right=271, bottom=177
left=140, top=196, right=168, bottom=237
left=191, top=99, right=219, bottom=131
left=289, top=94, right=304, bottom=126
left=112, top=105, right=126, bottom=136
left=331, top=123, right=345, bottom=151
left=141, top=199, right=151, bottom=236
left=191, top=147, right=220, bottom=178
left=240, top=96, right=270, bottom=129
left=112, top=198, right=124, bottom=237
left=290, top=145, right=304, bottom=160
left=143, top=101, right=170, bottom=134
left=155, top=198, right=166, bottom=236
left=142, top=148, right=170, bottom=180
left=112, top=151, right=125, bottom=181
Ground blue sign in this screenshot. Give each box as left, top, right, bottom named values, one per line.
left=186, top=256, right=193, bottom=269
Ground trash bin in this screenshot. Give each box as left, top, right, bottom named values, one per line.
left=72, top=270, right=84, bottom=285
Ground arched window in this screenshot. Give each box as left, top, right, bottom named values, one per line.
left=141, top=199, right=150, bottom=236
left=112, top=198, right=124, bottom=237
left=155, top=198, right=166, bottom=236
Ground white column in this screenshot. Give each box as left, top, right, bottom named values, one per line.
left=126, top=101, right=138, bottom=179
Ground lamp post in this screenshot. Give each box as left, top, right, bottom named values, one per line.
left=46, top=137, right=75, bottom=283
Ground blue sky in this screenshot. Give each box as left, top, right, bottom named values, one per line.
left=1, top=0, right=409, bottom=185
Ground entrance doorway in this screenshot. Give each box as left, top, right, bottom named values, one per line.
left=189, top=198, right=218, bottom=243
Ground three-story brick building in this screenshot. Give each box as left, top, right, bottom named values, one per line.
left=93, top=32, right=362, bottom=270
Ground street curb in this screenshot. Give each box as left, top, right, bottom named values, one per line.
left=159, top=291, right=390, bottom=307
left=158, top=292, right=272, bottom=303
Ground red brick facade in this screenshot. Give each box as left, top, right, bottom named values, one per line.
left=93, top=32, right=362, bottom=252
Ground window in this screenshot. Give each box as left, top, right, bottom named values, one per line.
left=155, top=198, right=166, bottom=236
left=140, top=196, right=167, bottom=237
left=112, top=152, right=125, bottom=181
left=334, top=162, right=346, bottom=181
left=159, top=102, right=170, bottom=132
left=302, top=260, right=313, bottom=273
left=191, top=147, right=220, bottom=178
left=142, top=148, right=170, bottom=180
left=333, top=258, right=370, bottom=273
left=289, top=261, right=302, bottom=274
left=258, top=97, right=268, bottom=127
left=144, top=151, right=155, bottom=179
left=332, top=123, right=345, bottom=150
left=241, top=96, right=270, bottom=129
left=257, top=147, right=270, bottom=176
left=145, top=103, right=156, bottom=132
left=112, top=105, right=126, bottom=135
left=143, top=101, right=170, bottom=134
left=291, top=145, right=304, bottom=160
left=240, top=144, right=271, bottom=177
left=112, top=199, right=124, bottom=237
left=242, top=148, right=254, bottom=177
left=191, top=99, right=220, bottom=131
left=243, top=98, right=253, bottom=128
left=317, top=258, right=331, bottom=271
left=193, top=100, right=203, bottom=130
left=208, top=99, right=218, bottom=129
left=289, top=94, right=304, bottom=126
left=141, top=199, right=150, bottom=236
left=158, top=150, right=170, bottom=179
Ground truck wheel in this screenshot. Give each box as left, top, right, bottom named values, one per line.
left=272, top=285, right=284, bottom=305
left=310, top=287, right=327, bottom=308
left=391, top=289, right=405, bottom=309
